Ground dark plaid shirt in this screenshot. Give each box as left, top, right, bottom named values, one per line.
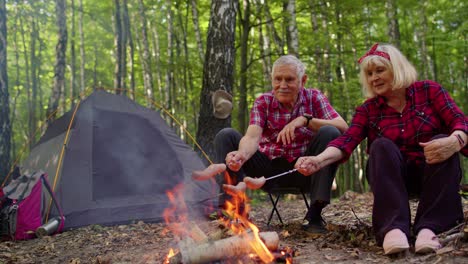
left=329, top=80, right=468, bottom=164
left=250, top=88, right=339, bottom=162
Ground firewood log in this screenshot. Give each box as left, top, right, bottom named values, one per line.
left=170, top=231, right=279, bottom=264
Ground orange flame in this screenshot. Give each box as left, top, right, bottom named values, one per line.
left=163, top=184, right=187, bottom=262
left=164, top=248, right=176, bottom=263
left=221, top=171, right=274, bottom=263
left=163, top=171, right=277, bottom=263
left=163, top=183, right=189, bottom=236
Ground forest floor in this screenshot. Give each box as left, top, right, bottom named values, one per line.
left=0, top=191, right=467, bottom=264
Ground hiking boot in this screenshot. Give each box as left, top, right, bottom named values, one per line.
left=302, top=215, right=327, bottom=234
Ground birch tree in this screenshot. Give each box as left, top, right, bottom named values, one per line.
left=138, top=0, right=154, bottom=107
left=122, top=0, right=134, bottom=98
left=285, top=0, right=298, bottom=56
left=196, top=0, right=238, bottom=160
left=47, top=0, right=67, bottom=122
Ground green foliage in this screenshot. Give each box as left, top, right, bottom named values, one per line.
left=3, top=0, right=467, bottom=185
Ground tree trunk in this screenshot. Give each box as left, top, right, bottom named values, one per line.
left=165, top=0, right=174, bottom=112
left=120, top=0, right=128, bottom=96
left=191, top=0, right=204, bottom=64
left=333, top=1, right=354, bottom=190
left=178, top=1, right=194, bottom=138
left=137, top=0, right=154, bottom=107
left=47, top=0, right=67, bottom=123
left=150, top=20, right=163, bottom=101
left=70, top=0, right=77, bottom=107
left=416, top=0, right=432, bottom=80
left=113, top=0, right=123, bottom=94
left=10, top=8, right=20, bottom=161
left=79, top=0, right=85, bottom=94
left=309, top=0, right=323, bottom=84
left=254, top=0, right=272, bottom=86
left=284, top=0, right=298, bottom=56
left=123, top=0, right=135, bottom=99
left=264, top=1, right=283, bottom=55
left=196, top=0, right=238, bottom=161
left=237, top=0, right=250, bottom=134
left=386, top=0, right=400, bottom=48
left=30, top=17, right=39, bottom=146
left=19, top=15, right=32, bottom=147
left=93, top=43, right=97, bottom=89
left=0, top=0, right=11, bottom=181
left=320, top=1, right=332, bottom=96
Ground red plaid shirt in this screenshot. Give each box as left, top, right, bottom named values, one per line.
left=250, top=88, right=339, bottom=162
left=329, top=80, right=468, bottom=163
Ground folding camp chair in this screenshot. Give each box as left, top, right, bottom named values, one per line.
left=266, top=187, right=310, bottom=226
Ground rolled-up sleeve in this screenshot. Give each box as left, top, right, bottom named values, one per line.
left=328, top=105, right=368, bottom=162
left=429, top=81, right=468, bottom=156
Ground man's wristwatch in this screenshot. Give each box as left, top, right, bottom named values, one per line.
left=303, top=113, right=313, bottom=127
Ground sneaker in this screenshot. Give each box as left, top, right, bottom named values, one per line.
left=415, top=228, right=441, bottom=254
left=301, top=215, right=327, bottom=234
left=382, top=229, right=409, bottom=255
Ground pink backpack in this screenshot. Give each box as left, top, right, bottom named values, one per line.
left=0, top=171, right=64, bottom=240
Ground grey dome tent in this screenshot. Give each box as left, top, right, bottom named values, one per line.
left=20, top=90, right=218, bottom=230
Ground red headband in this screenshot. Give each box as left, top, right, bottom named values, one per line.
left=358, top=43, right=391, bottom=64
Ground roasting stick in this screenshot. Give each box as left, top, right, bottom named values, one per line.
left=265, top=168, right=297, bottom=181
left=244, top=169, right=298, bottom=190
left=197, top=169, right=297, bottom=204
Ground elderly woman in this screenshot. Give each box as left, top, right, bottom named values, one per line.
left=294, top=43, right=467, bottom=254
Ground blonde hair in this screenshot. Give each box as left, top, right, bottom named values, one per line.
left=358, top=43, right=417, bottom=98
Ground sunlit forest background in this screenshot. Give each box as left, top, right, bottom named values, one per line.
left=0, top=0, right=466, bottom=196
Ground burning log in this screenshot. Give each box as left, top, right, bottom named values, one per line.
left=166, top=222, right=209, bottom=244
left=187, top=224, right=209, bottom=243
left=169, top=231, right=279, bottom=264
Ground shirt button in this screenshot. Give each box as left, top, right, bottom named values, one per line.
left=401, top=129, right=404, bottom=132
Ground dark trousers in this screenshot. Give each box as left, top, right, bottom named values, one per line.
left=367, top=136, right=464, bottom=246
left=214, top=126, right=341, bottom=206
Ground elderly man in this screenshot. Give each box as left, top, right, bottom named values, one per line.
left=214, top=55, right=348, bottom=233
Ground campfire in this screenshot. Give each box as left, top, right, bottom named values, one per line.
left=163, top=169, right=293, bottom=263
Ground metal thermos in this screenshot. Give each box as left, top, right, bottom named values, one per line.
left=36, top=217, right=63, bottom=237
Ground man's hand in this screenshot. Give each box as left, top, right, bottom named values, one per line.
left=225, top=151, right=247, bottom=171
left=276, top=116, right=307, bottom=145
left=419, top=136, right=459, bottom=164
left=294, top=156, right=322, bottom=176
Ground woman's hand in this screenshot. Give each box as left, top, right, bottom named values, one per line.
left=225, top=151, right=247, bottom=171
left=419, top=136, right=459, bottom=164
left=277, top=116, right=307, bottom=145
left=295, top=156, right=322, bottom=176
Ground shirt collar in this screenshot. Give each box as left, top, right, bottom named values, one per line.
left=375, top=88, right=412, bottom=107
